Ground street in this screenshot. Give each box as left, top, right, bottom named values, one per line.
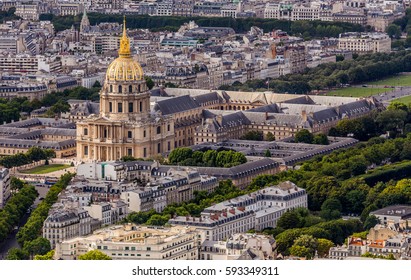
left=0, top=185, right=50, bottom=260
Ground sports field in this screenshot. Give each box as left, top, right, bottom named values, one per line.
left=326, top=87, right=393, bottom=97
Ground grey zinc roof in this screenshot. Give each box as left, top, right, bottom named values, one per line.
left=246, top=104, right=280, bottom=113
left=155, top=95, right=200, bottom=115
left=192, top=91, right=222, bottom=105
left=0, top=138, right=76, bottom=149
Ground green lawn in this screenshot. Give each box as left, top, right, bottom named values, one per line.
left=20, top=164, right=70, bottom=174
left=392, top=95, right=411, bottom=104
left=369, top=74, right=411, bottom=87
left=326, top=87, right=393, bottom=97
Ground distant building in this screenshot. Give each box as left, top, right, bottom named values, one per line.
left=55, top=224, right=201, bottom=260
left=43, top=209, right=93, bottom=248
left=169, top=181, right=308, bottom=241
left=0, top=168, right=11, bottom=209
left=338, top=32, right=391, bottom=53
left=371, top=205, right=411, bottom=225
left=201, top=233, right=277, bottom=260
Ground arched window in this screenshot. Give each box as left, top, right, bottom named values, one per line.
left=129, top=85, right=132, bottom=93
left=118, top=85, right=122, bottom=93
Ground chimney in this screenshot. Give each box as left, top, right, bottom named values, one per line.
left=216, top=114, right=223, bottom=126
left=302, top=110, right=307, bottom=122
left=229, top=208, right=235, bottom=215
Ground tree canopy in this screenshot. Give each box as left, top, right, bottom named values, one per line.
left=78, top=250, right=112, bottom=260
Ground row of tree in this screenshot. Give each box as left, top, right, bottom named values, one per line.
left=0, top=184, right=37, bottom=242
left=7, top=173, right=75, bottom=260
left=41, top=13, right=365, bottom=37
left=167, top=147, right=247, bottom=167
left=221, top=51, right=411, bottom=93
left=249, top=132, right=411, bottom=214
left=294, top=129, right=329, bottom=145
left=330, top=102, right=411, bottom=141
left=0, top=147, right=55, bottom=168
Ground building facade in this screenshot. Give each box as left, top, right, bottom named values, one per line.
left=0, top=168, right=11, bottom=209
left=76, top=19, right=174, bottom=161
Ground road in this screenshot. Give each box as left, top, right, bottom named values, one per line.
left=373, top=86, right=411, bottom=103
left=0, top=185, right=50, bottom=259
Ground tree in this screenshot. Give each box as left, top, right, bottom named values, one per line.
left=290, top=234, right=318, bottom=259
left=23, top=237, right=51, bottom=259
left=376, top=109, right=407, bottom=133
left=145, top=76, right=155, bottom=90
left=240, top=131, right=263, bottom=141
left=264, top=149, right=272, bottom=157
left=364, top=215, right=380, bottom=230
left=289, top=244, right=312, bottom=259
left=320, top=198, right=342, bottom=221
left=78, top=250, right=112, bottom=260
left=10, top=177, right=25, bottom=191
left=386, top=24, right=401, bottom=39
left=146, top=214, right=170, bottom=226
left=294, top=129, right=314, bottom=144
left=121, top=155, right=137, bottom=162
left=34, top=250, right=54, bottom=260
left=313, top=134, right=329, bottom=145
left=6, top=248, right=28, bottom=260
left=168, top=147, right=193, bottom=164
left=46, top=100, right=70, bottom=118
left=92, top=81, right=101, bottom=88
left=277, top=210, right=303, bottom=229
left=266, top=132, right=275, bottom=141
left=317, top=238, right=334, bottom=258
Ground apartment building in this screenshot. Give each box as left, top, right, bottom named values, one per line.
left=0, top=168, right=11, bottom=209
left=43, top=209, right=92, bottom=248
left=338, top=32, right=391, bottom=53
left=55, top=224, right=201, bottom=260
left=169, top=181, right=308, bottom=241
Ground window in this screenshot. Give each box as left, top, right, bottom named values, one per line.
left=118, top=85, right=122, bottom=93
left=129, top=102, right=133, bottom=112
left=84, top=128, right=88, bottom=135
left=138, top=85, right=141, bottom=92
left=110, top=85, right=113, bottom=92
left=109, top=102, right=112, bottom=112
left=147, top=247, right=151, bottom=251
left=157, top=126, right=161, bottom=134
left=167, top=124, right=170, bottom=131
left=143, top=130, right=146, bottom=137
left=143, top=148, right=147, bottom=158
left=84, top=146, right=88, bottom=155
left=139, top=102, right=143, bottom=112
left=128, top=131, right=132, bottom=138
left=167, top=141, right=170, bottom=151
left=104, top=129, right=107, bottom=138
left=129, top=85, right=132, bottom=93
left=157, top=143, right=161, bottom=153
left=118, top=103, right=123, bottom=113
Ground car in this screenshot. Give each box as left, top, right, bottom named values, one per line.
left=39, top=197, right=44, bottom=200
left=362, top=84, right=367, bottom=87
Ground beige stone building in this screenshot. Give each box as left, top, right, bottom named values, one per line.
left=76, top=20, right=174, bottom=161
left=55, top=224, right=201, bottom=260
left=338, top=32, right=391, bottom=54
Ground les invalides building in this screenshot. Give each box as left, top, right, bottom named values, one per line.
left=76, top=19, right=174, bottom=161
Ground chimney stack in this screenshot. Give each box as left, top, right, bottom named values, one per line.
left=216, top=114, right=223, bottom=126
left=302, top=110, right=307, bottom=122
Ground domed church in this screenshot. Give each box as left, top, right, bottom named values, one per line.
left=76, top=18, right=174, bottom=161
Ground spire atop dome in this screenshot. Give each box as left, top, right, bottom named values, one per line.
left=119, top=16, right=131, bottom=58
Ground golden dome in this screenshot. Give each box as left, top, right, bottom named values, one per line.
left=105, top=17, right=144, bottom=82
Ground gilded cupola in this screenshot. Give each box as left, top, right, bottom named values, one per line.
left=105, top=17, right=144, bottom=82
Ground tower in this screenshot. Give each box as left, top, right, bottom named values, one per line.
left=76, top=17, right=174, bottom=162
left=80, top=8, right=90, bottom=33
